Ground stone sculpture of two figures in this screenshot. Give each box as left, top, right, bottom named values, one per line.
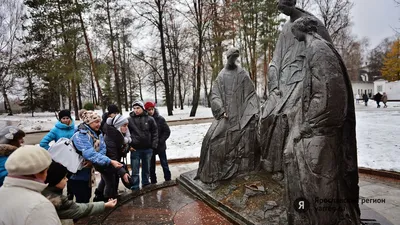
left=195, top=0, right=361, bottom=224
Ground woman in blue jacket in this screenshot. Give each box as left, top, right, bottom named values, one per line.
left=40, top=110, right=75, bottom=150
left=0, top=126, right=25, bottom=186
left=70, top=110, right=122, bottom=204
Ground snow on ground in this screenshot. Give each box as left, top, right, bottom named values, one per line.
left=166, top=123, right=211, bottom=159
left=165, top=101, right=400, bottom=172
left=355, top=102, right=400, bottom=172
left=1, top=102, right=399, bottom=172
left=0, top=106, right=213, bottom=132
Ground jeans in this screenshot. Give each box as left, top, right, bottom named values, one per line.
left=150, top=150, right=171, bottom=183
left=130, top=149, right=153, bottom=190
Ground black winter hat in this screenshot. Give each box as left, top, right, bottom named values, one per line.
left=45, top=161, right=68, bottom=187
left=58, top=110, right=72, bottom=120
left=107, top=104, right=120, bottom=115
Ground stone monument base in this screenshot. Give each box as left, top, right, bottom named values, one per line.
left=178, top=169, right=287, bottom=225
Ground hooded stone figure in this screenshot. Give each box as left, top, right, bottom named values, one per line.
left=265, top=16, right=361, bottom=225
left=260, top=0, right=332, bottom=177
left=195, top=47, right=260, bottom=184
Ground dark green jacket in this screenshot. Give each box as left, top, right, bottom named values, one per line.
left=42, top=186, right=104, bottom=219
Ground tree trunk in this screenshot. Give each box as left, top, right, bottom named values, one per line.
left=139, top=76, right=143, bottom=101
left=57, top=0, right=79, bottom=119
left=190, top=39, right=203, bottom=117
left=75, top=0, right=102, bottom=108
left=157, top=3, right=172, bottom=115
left=67, top=81, right=72, bottom=111
left=190, top=0, right=204, bottom=117
left=106, top=0, right=122, bottom=110
left=120, top=36, right=129, bottom=112
left=153, top=73, right=158, bottom=103
left=202, top=58, right=209, bottom=107
left=128, top=73, right=133, bottom=111
left=2, top=87, right=13, bottom=116
left=77, top=82, right=83, bottom=109
left=90, top=71, right=97, bottom=105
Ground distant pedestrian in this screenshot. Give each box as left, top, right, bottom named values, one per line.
left=382, top=92, right=388, bottom=108
left=362, top=93, right=369, bottom=106
left=374, top=92, right=383, bottom=108
left=144, top=102, right=172, bottom=184
left=128, top=100, right=158, bottom=190
left=0, top=126, right=25, bottom=187
left=0, top=145, right=61, bottom=225
left=355, top=94, right=360, bottom=104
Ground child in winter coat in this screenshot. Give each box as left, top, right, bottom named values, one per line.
left=0, top=126, right=25, bottom=187
left=42, top=161, right=117, bottom=222
left=94, top=114, right=133, bottom=201
left=40, top=110, right=75, bottom=150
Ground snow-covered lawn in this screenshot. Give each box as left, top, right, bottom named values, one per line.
left=165, top=101, right=400, bottom=172
left=0, top=106, right=213, bottom=132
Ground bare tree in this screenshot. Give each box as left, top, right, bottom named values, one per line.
left=181, top=0, right=212, bottom=117
left=313, top=0, right=353, bottom=44
left=297, top=0, right=312, bottom=10
left=133, top=0, right=174, bottom=115
left=0, top=0, right=25, bottom=115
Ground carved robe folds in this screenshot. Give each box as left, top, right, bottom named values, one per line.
left=196, top=67, right=260, bottom=184
left=260, top=34, right=360, bottom=224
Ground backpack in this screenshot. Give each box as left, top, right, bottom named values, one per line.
left=48, top=132, right=86, bottom=173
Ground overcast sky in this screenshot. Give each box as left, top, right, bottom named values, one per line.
left=350, top=0, right=400, bottom=48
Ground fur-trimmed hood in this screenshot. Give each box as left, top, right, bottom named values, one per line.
left=0, top=144, right=18, bottom=157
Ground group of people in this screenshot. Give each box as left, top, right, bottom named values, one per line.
left=0, top=100, right=171, bottom=224
left=357, top=92, right=388, bottom=108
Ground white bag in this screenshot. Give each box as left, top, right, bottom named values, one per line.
left=48, top=135, right=84, bottom=173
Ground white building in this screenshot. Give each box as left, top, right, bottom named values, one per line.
left=351, top=81, right=374, bottom=98
left=374, top=79, right=400, bottom=101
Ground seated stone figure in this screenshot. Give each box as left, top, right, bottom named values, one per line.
left=195, top=48, right=260, bottom=184
left=280, top=17, right=359, bottom=224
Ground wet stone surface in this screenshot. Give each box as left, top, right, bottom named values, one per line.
left=77, top=185, right=232, bottom=225
left=179, top=170, right=287, bottom=225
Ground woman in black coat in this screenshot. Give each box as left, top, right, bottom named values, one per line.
left=96, top=115, right=132, bottom=200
